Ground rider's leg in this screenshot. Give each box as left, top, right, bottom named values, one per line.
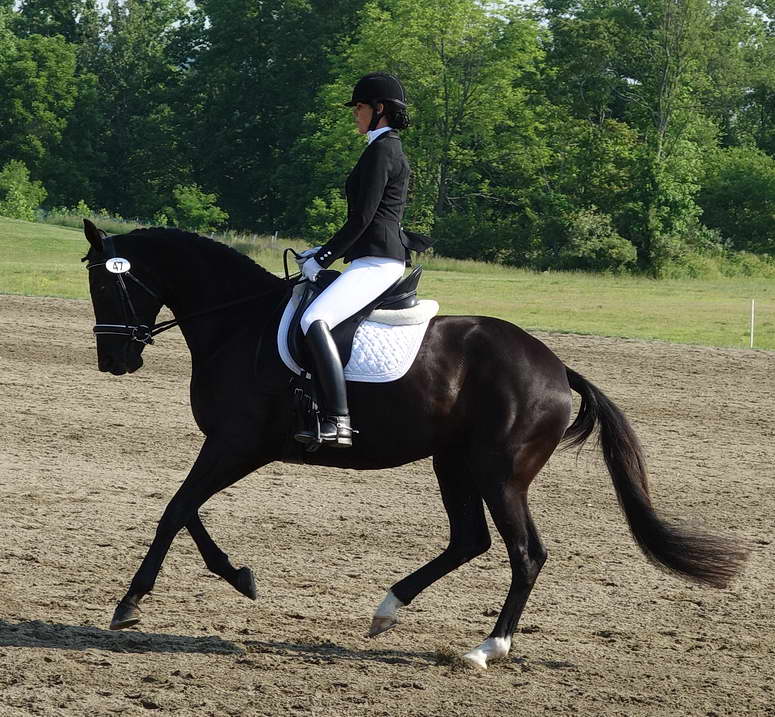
left=298, top=256, right=405, bottom=446
left=300, top=257, right=406, bottom=334
left=304, top=320, right=352, bottom=446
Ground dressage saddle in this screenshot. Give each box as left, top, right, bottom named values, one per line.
left=286, top=265, right=423, bottom=374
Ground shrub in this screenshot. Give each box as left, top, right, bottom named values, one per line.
left=558, top=207, right=637, bottom=273
left=432, top=211, right=538, bottom=265
left=659, top=247, right=775, bottom=279
left=722, top=251, right=775, bottom=278
left=163, top=184, right=228, bottom=234
left=40, top=203, right=143, bottom=234
left=304, top=189, right=347, bottom=245
left=0, top=161, right=47, bottom=221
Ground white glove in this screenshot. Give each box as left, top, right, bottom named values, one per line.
left=296, top=246, right=321, bottom=267
left=301, top=257, right=323, bottom=282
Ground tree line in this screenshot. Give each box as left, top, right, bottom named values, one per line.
left=1, top=0, right=774, bottom=276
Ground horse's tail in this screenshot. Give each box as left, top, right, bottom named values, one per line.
left=561, top=366, right=749, bottom=589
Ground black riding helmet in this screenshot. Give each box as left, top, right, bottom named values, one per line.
left=345, top=72, right=407, bottom=131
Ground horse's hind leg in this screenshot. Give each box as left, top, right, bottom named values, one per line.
left=369, top=449, right=491, bottom=637
left=187, top=514, right=257, bottom=600
left=110, top=439, right=263, bottom=630
left=461, top=445, right=552, bottom=669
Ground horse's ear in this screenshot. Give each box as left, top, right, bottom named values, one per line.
left=83, top=218, right=106, bottom=251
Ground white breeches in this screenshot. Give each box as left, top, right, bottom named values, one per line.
left=301, top=256, right=406, bottom=334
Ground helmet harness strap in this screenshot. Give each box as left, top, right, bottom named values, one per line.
left=368, top=100, right=384, bottom=132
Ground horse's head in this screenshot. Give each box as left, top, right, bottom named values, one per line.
left=83, top=219, right=163, bottom=375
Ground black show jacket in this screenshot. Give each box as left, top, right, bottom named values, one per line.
left=316, top=130, right=410, bottom=269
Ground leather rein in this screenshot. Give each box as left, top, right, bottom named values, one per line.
left=86, top=234, right=294, bottom=347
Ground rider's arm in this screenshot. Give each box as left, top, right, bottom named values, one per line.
left=315, top=144, right=391, bottom=269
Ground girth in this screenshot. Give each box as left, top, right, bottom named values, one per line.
left=287, top=265, right=423, bottom=373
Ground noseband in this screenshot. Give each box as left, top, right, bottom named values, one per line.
left=86, top=234, right=294, bottom=349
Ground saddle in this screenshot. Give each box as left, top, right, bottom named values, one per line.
left=286, top=265, right=423, bottom=374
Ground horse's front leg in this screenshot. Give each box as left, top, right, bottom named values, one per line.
left=187, top=513, right=258, bottom=600
left=110, top=438, right=259, bottom=630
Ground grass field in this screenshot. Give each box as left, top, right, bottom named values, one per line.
left=1, top=216, right=772, bottom=350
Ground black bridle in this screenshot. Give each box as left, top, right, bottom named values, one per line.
left=87, top=235, right=295, bottom=347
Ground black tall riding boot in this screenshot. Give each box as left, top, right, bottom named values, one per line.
left=301, top=320, right=352, bottom=447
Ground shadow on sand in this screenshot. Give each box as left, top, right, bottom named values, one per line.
left=0, top=621, right=488, bottom=669
left=0, top=619, right=243, bottom=655
left=241, top=638, right=439, bottom=667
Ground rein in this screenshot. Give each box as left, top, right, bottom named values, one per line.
left=87, top=234, right=292, bottom=347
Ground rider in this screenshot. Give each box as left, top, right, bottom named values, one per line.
left=296, top=72, right=411, bottom=448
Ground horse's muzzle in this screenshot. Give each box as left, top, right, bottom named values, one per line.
left=98, top=353, right=143, bottom=375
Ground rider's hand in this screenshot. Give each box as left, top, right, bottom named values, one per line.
left=295, top=246, right=321, bottom=267
left=301, top=257, right=323, bottom=282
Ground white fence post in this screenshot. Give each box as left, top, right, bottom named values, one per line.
left=750, top=299, right=755, bottom=349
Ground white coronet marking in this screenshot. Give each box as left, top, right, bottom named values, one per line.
left=368, top=590, right=404, bottom=638
left=462, top=636, right=512, bottom=670
left=106, top=258, right=131, bottom=274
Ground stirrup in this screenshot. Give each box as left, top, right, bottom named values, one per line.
left=319, top=415, right=353, bottom=448
left=292, top=385, right=320, bottom=449
left=294, top=427, right=319, bottom=445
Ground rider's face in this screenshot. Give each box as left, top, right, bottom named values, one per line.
left=352, top=102, right=383, bottom=134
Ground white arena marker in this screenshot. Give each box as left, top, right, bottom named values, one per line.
left=106, top=258, right=131, bottom=274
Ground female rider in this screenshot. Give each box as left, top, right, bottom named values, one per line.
left=296, top=72, right=411, bottom=448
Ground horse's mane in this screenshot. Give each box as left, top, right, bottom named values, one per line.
left=126, top=227, right=285, bottom=294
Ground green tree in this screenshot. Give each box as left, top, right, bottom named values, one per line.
left=14, top=0, right=101, bottom=48
left=7, top=1, right=105, bottom=208
left=184, top=0, right=367, bottom=232
left=0, top=15, right=79, bottom=174
left=542, top=0, right=724, bottom=274
left=91, top=0, right=194, bottom=219
left=730, top=17, right=775, bottom=156
left=296, top=0, right=545, bottom=244
left=699, top=147, right=775, bottom=255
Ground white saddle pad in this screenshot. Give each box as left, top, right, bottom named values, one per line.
left=277, top=284, right=439, bottom=383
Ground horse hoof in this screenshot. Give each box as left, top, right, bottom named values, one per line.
left=236, top=567, right=257, bottom=601
left=461, top=636, right=511, bottom=670
left=367, top=615, right=398, bottom=638
left=109, top=599, right=141, bottom=630
left=461, top=650, right=488, bottom=670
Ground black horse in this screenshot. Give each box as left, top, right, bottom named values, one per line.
left=81, top=220, right=748, bottom=669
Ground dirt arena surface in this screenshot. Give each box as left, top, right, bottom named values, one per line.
left=0, top=293, right=773, bottom=716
